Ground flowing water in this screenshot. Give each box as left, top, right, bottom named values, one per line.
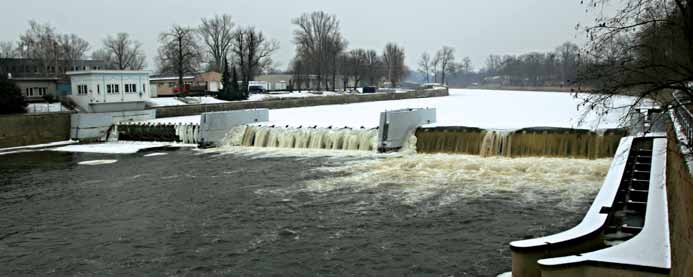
left=417, top=127, right=626, bottom=159
left=0, top=148, right=609, bottom=276
left=227, top=125, right=379, bottom=151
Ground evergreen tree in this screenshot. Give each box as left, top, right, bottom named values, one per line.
left=218, top=57, right=232, bottom=101
left=230, top=66, right=245, bottom=100
left=0, top=76, right=27, bottom=114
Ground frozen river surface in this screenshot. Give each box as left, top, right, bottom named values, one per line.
left=149, top=89, right=632, bottom=130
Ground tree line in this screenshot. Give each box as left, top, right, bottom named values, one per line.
left=289, top=11, right=407, bottom=91
left=414, top=42, right=581, bottom=88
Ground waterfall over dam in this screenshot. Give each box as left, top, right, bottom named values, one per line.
left=226, top=125, right=379, bottom=151
left=416, top=127, right=627, bottom=159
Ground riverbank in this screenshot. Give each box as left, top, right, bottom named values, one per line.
left=460, top=85, right=582, bottom=93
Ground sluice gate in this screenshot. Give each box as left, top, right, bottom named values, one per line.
left=113, top=122, right=201, bottom=144
left=416, top=127, right=627, bottom=159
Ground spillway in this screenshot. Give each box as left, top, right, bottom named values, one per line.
left=226, top=125, right=379, bottom=151
left=416, top=127, right=626, bottom=159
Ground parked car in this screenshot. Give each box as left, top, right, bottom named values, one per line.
left=248, top=85, right=267, bottom=94
left=362, top=86, right=378, bottom=93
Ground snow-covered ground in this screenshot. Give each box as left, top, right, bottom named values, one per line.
left=0, top=140, right=77, bottom=156
left=26, top=103, right=70, bottom=113
left=52, top=141, right=196, bottom=154
left=145, top=89, right=634, bottom=130
left=181, top=96, right=229, bottom=105
left=145, top=97, right=187, bottom=107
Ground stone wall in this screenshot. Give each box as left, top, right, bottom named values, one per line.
left=0, top=112, right=72, bottom=148
left=667, top=123, right=693, bottom=277
left=155, top=89, right=449, bottom=118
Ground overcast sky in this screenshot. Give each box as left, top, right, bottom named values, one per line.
left=1, top=0, right=596, bottom=71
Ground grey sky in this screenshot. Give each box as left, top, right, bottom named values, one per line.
left=1, top=0, right=595, bottom=71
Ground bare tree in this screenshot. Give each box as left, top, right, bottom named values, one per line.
left=431, top=53, right=441, bottom=83
left=576, top=0, right=693, bottom=122
left=99, top=33, right=146, bottom=70
left=383, top=43, right=406, bottom=88
left=18, top=20, right=59, bottom=74
left=292, top=11, right=345, bottom=91
left=199, top=14, right=235, bottom=73
left=418, top=52, right=432, bottom=83
left=0, top=41, right=19, bottom=59
left=484, top=54, right=502, bottom=76
left=231, top=26, right=279, bottom=93
left=157, top=25, right=202, bottom=92
left=57, top=34, right=90, bottom=70
left=364, top=49, right=384, bottom=86
left=556, top=42, right=579, bottom=84
left=460, top=56, right=472, bottom=74
left=344, top=48, right=368, bottom=90
left=435, top=46, right=455, bottom=85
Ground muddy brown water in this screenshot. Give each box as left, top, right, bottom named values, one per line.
left=0, top=149, right=593, bottom=276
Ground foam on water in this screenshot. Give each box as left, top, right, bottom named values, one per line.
left=78, top=160, right=119, bottom=166
left=300, top=153, right=610, bottom=210
left=208, top=145, right=610, bottom=211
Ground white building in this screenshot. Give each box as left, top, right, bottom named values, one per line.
left=67, top=70, right=151, bottom=113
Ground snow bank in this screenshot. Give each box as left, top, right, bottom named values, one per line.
left=181, top=96, right=229, bottom=105
left=52, top=141, right=196, bottom=154
left=146, top=97, right=187, bottom=107
left=0, top=140, right=77, bottom=156
left=27, top=103, right=69, bottom=113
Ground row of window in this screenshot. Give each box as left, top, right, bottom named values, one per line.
left=75, top=83, right=147, bottom=95
left=25, top=87, right=47, bottom=97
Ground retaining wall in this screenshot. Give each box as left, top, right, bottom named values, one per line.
left=155, top=89, right=449, bottom=118
left=0, top=112, right=72, bottom=148
left=667, top=123, right=693, bottom=277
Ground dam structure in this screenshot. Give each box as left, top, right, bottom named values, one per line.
left=110, top=107, right=628, bottom=160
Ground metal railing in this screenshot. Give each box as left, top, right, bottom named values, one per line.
left=672, top=91, right=693, bottom=147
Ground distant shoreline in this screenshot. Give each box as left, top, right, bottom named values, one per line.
left=453, top=86, right=582, bottom=93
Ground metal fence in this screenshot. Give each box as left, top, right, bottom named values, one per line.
left=673, top=91, right=693, bottom=147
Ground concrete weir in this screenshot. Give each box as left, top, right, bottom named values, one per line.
left=416, top=127, right=627, bottom=159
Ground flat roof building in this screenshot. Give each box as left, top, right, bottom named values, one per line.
left=67, top=70, right=150, bottom=113
left=1, top=58, right=110, bottom=101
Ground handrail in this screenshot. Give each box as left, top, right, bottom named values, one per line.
left=537, top=137, right=670, bottom=274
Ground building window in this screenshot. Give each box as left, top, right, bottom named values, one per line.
left=107, top=84, right=112, bottom=94
left=125, top=84, right=130, bottom=93
left=143, top=84, right=146, bottom=93
left=114, top=84, right=119, bottom=93
left=131, top=84, right=137, bottom=93
left=26, top=88, right=32, bottom=97
left=77, top=85, right=88, bottom=95
left=97, top=84, right=100, bottom=94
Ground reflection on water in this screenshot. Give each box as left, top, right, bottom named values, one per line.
left=0, top=149, right=603, bottom=276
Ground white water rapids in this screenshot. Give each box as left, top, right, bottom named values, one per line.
left=222, top=125, right=379, bottom=151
